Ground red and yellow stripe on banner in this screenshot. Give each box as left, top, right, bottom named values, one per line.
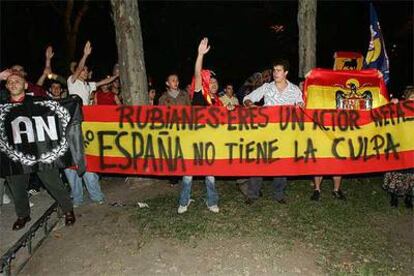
left=82, top=103, right=414, bottom=176
left=304, top=68, right=389, bottom=109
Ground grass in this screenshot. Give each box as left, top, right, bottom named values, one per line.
left=131, top=176, right=413, bottom=275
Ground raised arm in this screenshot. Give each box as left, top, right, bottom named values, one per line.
left=70, top=41, right=92, bottom=83
left=95, top=74, right=119, bottom=88
left=45, top=46, right=53, bottom=70
left=93, top=92, right=98, bottom=105
left=114, top=94, right=121, bottom=105
left=36, top=67, right=52, bottom=86
left=194, top=38, right=210, bottom=92
left=37, top=46, right=54, bottom=86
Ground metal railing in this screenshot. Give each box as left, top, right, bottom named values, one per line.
left=1, top=202, right=60, bottom=276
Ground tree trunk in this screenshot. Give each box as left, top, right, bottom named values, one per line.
left=297, top=0, right=317, bottom=78
left=62, top=0, right=89, bottom=65
left=111, top=0, right=148, bottom=105
left=66, top=33, right=77, bottom=64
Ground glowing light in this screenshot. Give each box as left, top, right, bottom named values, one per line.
left=270, top=25, right=285, bottom=33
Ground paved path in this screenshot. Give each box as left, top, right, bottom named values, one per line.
left=1, top=190, right=55, bottom=257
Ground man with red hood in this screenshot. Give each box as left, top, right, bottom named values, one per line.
left=177, top=38, right=221, bottom=214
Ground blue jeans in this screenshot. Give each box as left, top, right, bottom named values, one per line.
left=179, top=176, right=218, bottom=207
left=64, top=169, right=104, bottom=205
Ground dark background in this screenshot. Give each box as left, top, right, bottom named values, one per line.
left=0, top=0, right=412, bottom=96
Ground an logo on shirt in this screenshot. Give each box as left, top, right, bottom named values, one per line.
left=0, top=101, right=71, bottom=166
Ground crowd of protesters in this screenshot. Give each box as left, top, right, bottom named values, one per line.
left=0, top=41, right=120, bottom=230
left=0, top=37, right=413, bottom=231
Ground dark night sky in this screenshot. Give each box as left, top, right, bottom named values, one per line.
left=0, top=0, right=412, bottom=95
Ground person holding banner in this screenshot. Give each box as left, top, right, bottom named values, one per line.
left=65, top=41, right=116, bottom=207
left=243, top=59, right=304, bottom=205
left=177, top=38, right=220, bottom=214
left=219, top=83, right=239, bottom=110
left=94, top=82, right=121, bottom=105
left=159, top=73, right=191, bottom=187
left=159, top=73, right=191, bottom=106
left=3, top=73, right=75, bottom=230
left=310, top=176, right=345, bottom=201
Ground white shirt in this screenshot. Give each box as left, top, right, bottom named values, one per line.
left=243, top=81, right=303, bottom=106
left=67, top=75, right=97, bottom=106
left=220, top=94, right=240, bottom=106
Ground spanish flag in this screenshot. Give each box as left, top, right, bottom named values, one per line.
left=304, top=68, right=389, bottom=110
left=81, top=102, right=414, bottom=176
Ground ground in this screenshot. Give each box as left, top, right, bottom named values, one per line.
left=19, top=176, right=413, bottom=275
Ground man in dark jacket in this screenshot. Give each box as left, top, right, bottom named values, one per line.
left=158, top=74, right=191, bottom=106
left=2, top=73, right=75, bottom=230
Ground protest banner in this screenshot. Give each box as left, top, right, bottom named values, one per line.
left=82, top=102, right=414, bottom=176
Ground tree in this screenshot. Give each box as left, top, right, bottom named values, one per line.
left=49, top=0, right=90, bottom=64
left=111, top=0, right=148, bottom=105
left=64, top=0, right=89, bottom=64
left=297, top=0, right=317, bottom=78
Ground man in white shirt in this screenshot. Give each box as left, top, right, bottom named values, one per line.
left=243, top=59, right=304, bottom=205
left=67, top=41, right=119, bottom=105
left=219, top=83, right=239, bottom=110
left=243, top=61, right=303, bottom=108
left=65, top=41, right=118, bottom=207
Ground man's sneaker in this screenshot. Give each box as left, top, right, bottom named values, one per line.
left=64, top=211, right=76, bottom=226
left=28, top=189, right=40, bottom=196
left=245, top=198, right=255, bottom=205
left=390, top=193, right=398, bottom=207
left=404, top=194, right=413, bottom=209
left=275, top=199, right=287, bottom=204
left=169, top=178, right=179, bottom=187
left=310, top=190, right=320, bottom=201
left=332, top=190, right=346, bottom=200
left=2, top=193, right=11, bottom=204
left=207, top=205, right=220, bottom=213
left=238, top=183, right=248, bottom=197
left=177, top=199, right=194, bottom=214
left=177, top=205, right=188, bottom=214
left=12, top=216, right=31, bottom=231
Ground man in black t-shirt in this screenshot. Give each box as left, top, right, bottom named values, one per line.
left=178, top=38, right=220, bottom=214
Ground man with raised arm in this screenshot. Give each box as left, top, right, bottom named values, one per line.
left=67, top=41, right=119, bottom=105
left=177, top=38, right=220, bottom=214
left=36, top=46, right=68, bottom=88
left=64, top=41, right=118, bottom=207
